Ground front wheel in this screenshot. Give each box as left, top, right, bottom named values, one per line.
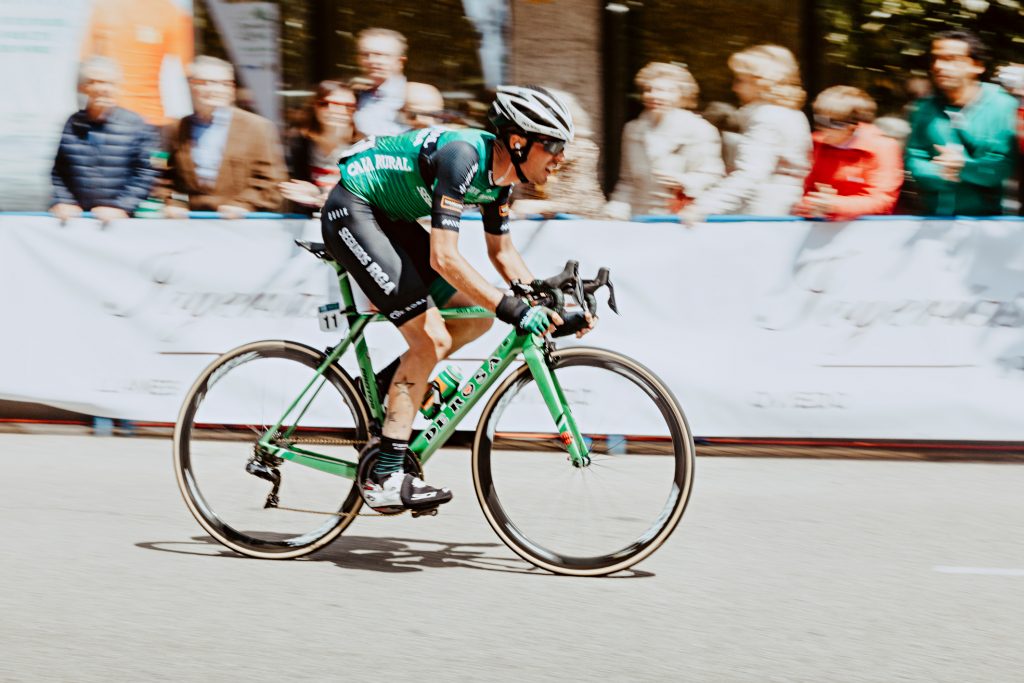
left=472, top=347, right=695, bottom=576
left=173, top=340, right=371, bottom=559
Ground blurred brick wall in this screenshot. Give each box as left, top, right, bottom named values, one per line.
left=637, top=0, right=804, bottom=105
left=508, top=0, right=604, bottom=138
left=505, top=0, right=804, bottom=190
left=507, top=0, right=805, bottom=117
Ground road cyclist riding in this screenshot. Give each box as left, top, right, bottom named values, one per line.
left=173, top=85, right=697, bottom=575
left=321, top=85, right=587, bottom=513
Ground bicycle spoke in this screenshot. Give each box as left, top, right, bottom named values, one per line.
left=174, top=342, right=369, bottom=559
left=473, top=347, right=694, bottom=575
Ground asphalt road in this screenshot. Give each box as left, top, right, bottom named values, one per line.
left=2, top=433, right=1022, bottom=682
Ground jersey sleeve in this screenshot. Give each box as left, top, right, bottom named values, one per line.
left=480, top=185, right=512, bottom=235
left=430, top=140, right=481, bottom=232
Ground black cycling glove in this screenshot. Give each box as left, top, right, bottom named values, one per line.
left=496, top=295, right=555, bottom=336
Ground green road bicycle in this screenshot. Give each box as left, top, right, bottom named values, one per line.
left=173, top=241, right=695, bottom=576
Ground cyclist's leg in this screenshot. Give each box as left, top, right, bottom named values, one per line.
left=384, top=220, right=495, bottom=356
left=321, top=186, right=452, bottom=508
left=441, top=290, right=495, bottom=353
left=385, top=308, right=451, bottom=443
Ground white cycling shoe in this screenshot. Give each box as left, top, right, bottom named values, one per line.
left=361, top=471, right=453, bottom=512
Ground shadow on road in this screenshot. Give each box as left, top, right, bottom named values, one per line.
left=136, top=535, right=654, bottom=579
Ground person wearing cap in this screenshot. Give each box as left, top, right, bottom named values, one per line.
left=320, top=85, right=591, bottom=512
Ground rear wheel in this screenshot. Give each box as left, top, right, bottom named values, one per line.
left=173, top=340, right=371, bottom=559
left=472, top=347, right=695, bottom=576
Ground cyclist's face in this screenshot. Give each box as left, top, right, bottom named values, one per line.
left=518, top=137, right=566, bottom=184
left=358, top=36, right=406, bottom=85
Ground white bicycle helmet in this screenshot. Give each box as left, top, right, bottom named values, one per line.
left=488, top=85, right=575, bottom=143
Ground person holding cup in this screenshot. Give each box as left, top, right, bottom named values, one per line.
left=905, top=30, right=1017, bottom=216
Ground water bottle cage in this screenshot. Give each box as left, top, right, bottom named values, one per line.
left=419, top=367, right=463, bottom=419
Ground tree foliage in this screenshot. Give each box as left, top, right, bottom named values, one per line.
left=817, top=0, right=1024, bottom=112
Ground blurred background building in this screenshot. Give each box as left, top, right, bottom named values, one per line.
left=191, top=0, right=1024, bottom=192
left=4, top=0, right=1024, bottom=208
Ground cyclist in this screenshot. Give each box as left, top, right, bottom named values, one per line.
left=321, top=85, right=594, bottom=512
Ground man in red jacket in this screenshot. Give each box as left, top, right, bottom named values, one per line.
left=794, top=86, right=904, bottom=221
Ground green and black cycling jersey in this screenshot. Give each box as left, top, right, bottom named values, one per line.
left=337, top=127, right=512, bottom=235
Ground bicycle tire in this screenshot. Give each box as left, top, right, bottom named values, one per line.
left=173, top=340, right=371, bottom=559
left=471, top=346, right=695, bottom=576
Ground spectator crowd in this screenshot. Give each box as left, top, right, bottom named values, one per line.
left=50, top=27, right=1024, bottom=224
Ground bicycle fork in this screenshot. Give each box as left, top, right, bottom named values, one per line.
left=521, top=339, right=591, bottom=467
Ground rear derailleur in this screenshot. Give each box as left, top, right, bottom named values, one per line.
left=246, top=446, right=283, bottom=509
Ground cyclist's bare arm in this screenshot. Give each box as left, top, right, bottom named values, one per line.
left=485, top=232, right=534, bottom=284
left=427, top=141, right=520, bottom=313
left=429, top=228, right=505, bottom=311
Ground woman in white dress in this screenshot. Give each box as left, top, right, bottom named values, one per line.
left=605, top=62, right=725, bottom=219
left=683, top=45, right=812, bottom=223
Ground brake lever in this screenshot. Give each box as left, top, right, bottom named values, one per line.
left=606, top=277, right=619, bottom=314
left=569, top=263, right=588, bottom=315
left=582, top=267, right=619, bottom=315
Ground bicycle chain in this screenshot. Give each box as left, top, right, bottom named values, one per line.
left=279, top=436, right=364, bottom=447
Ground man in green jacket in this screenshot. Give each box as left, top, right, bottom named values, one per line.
left=906, top=30, right=1018, bottom=216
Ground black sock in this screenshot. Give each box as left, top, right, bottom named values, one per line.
left=374, top=436, right=408, bottom=479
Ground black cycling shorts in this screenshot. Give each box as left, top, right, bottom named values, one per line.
left=321, top=184, right=456, bottom=326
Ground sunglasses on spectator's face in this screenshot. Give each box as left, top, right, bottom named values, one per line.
left=402, top=108, right=445, bottom=119
left=535, top=137, right=565, bottom=155
left=318, top=99, right=356, bottom=111
left=190, top=78, right=234, bottom=87
left=814, top=114, right=856, bottom=130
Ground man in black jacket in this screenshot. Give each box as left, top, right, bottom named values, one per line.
left=50, top=57, right=159, bottom=223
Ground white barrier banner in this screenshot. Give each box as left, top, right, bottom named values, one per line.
left=1, top=216, right=1022, bottom=441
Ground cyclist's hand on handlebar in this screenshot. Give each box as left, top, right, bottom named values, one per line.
left=576, top=311, right=597, bottom=338
left=521, top=305, right=562, bottom=335
left=496, top=295, right=563, bottom=336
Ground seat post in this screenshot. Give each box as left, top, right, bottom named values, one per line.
left=331, top=262, right=360, bottom=321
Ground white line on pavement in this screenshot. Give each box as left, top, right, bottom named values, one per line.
left=933, top=566, right=1024, bottom=576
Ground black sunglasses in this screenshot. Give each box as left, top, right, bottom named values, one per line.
left=534, top=136, right=566, bottom=155
left=813, top=114, right=856, bottom=130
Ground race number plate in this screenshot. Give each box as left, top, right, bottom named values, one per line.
left=318, top=302, right=342, bottom=332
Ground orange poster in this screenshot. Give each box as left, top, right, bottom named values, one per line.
left=80, top=0, right=194, bottom=125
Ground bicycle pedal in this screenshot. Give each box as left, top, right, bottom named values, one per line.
left=410, top=506, right=440, bottom=518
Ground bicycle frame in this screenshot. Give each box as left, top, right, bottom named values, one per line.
left=255, top=263, right=591, bottom=480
